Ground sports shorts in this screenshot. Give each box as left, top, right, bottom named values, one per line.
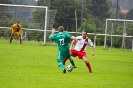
left=70, top=49, right=86, bottom=59
left=12, top=29, right=21, bottom=36
left=57, top=50, right=71, bottom=63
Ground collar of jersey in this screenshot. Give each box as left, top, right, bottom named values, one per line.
left=59, top=32, right=63, bottom=34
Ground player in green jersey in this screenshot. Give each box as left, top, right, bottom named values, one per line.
left=49, top=26, right=78, bottom=73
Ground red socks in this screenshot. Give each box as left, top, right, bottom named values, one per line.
left=9, top=38, right=22, bottom=44
left=19, top=38, right=22, bottom=44
left=86, top=62, right=92, bottom=72
left=9, top=37, right=13, bottom=43
left=63, top=58, right=68, bottom=65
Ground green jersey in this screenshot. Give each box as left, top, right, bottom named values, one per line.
left=49, top=32, right=72, bottom=51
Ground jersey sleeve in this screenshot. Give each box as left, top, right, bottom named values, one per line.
left=49, top=34, right=57, bottom=40
left=19, top=25, right=22, bottom=30
left=12, top=24, right=15, bottom=29
left=19, top=24, right=22, bottom=33
left=72, top=36, right=79, bottom=42
left=66, top=32, right=72, bottom=39
left=88, top=39, right=93, bottom=46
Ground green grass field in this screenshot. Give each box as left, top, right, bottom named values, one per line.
left=0, top=39, right=133, bottom=88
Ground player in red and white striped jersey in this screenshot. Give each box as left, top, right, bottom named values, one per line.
left=64, top=30, right=94, bottom=73
left=72, top=35, right=93, bottom=52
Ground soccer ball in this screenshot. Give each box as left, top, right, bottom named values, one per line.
left=66, top=65, right=73, bottom=72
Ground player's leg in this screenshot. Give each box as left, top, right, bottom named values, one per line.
left=10, top=29, right=15, bottom=43
left=62, top=58, right=76, bottom=68
left=58, top=62, right=66, bottom=73
left=57, top=51, right=66, bottom=73
left=82, top=56, right=92, bottom=73
left=68, top=57, right=77, bottom=68
left=18, top=34, right=22, bottom=44
left=62, top=50, right=72, bottom=65
left=9, top=34, right=14, bottom=43
left=58, top=58, right=67, bottom=67
left=78, top=52, right=92, bottom=73
left=66, top=50, right=77, bottom=68
left=63, top=58, right=67, bottom=65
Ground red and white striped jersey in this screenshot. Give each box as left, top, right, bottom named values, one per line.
left=73, top=36, right=93, bottom=52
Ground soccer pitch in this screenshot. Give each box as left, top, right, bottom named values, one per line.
left=0, top=39, right=133, bottom=88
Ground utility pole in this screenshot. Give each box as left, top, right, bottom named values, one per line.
left=15, top=0, right=16, bottom=22
left=48, top=0, right=50, bottom=10
left=115, top=0, right=119, bottom=35
left=47, top=0, right=50, bottom=30
left=116, top=0, right=119, bottom=19
left=75, top=10, right=77, bottom=33
left=81, top=0, right=84, bottom=28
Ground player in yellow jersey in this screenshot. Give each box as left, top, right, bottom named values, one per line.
left=9, top=21, right=22, bottom=44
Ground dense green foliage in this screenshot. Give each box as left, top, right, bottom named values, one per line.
left=0, top=0, right=13, bottom=27
left=78, top=18, right=96, bottom=33
left=127, top=9, right=133, bottom=20
left=89, top=0, right=110, bottom=27
left=0, top=0, right=12, bottom=4
left=35, top=0, right=110, bottom=31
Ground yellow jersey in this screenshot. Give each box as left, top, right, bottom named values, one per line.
left=12, top=24, right=22, bottom=35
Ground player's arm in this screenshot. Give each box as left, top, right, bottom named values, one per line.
left=11, top=24, right=15, bottom=33
left=12, top=24, right=15, bottom=30
left=70, top=36, right=79, bottom=50
left=88, top=39, right=94, bottom=56
left=71, top=36, right=81, bottom=40
left=19, top=25, right=22, bottom=34
left=71, top=36, right=76, bottom=40
left=91, top=46, right=94, bottom=56
left=70, top=40, right=75, bottom=50
left=49, top=28, right=56, bottom=40
left=51, top=28, right=56, bottom=35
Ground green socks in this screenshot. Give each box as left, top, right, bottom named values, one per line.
left=59, top=62, right=65, bottom=70
left=70, top=59, right=76, bottom=67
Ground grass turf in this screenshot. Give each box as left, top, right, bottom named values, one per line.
left=0, top=39, right=133, bottom=88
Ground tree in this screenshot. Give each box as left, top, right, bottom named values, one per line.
left=0, top=0, right=12, bottom=18
left=0, top=0, right=12, bottom=4
left=35, top=0, right=83, bottom=31
left=89, top=0, right=110, bottom=28
left=0, top=0, right=13, bottom=27
left=89, top=0, right=110, bottom=20
left=11, top=0, right=36, bottom=5
left=78, top=18, right=96, bottom=33
left=126, top=9, right=133, bottom=20
left=51, top=0, right=81, bottom=31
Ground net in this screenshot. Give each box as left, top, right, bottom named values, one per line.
left=0, top=4, right=48, bottom=44
left=104, top=19, right=133, bottom=49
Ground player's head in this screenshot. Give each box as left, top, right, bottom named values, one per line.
left=58, top=26, right=64, bottom=32
left=16, top=21, right=19, bottom=25
left=82, top=29, right=87, bottom=39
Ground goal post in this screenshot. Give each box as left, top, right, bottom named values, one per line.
left=0, top=4, right=48, bottom=44
left=104, top=19, right=133, bottom=49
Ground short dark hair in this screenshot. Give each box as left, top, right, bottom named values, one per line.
left=16, top=21, right=19, bottom=23
left=82, top=29, right=87, bottom=34
left=58, top=26, right=64, bottom=32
